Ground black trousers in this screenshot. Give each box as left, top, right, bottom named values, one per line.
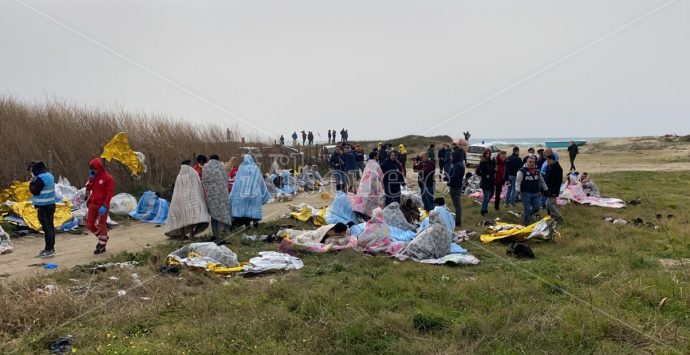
left=37, top=204, right=56, bottom=251
left=494, top=183, right=503, bottom=210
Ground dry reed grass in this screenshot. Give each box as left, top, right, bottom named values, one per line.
left=0, top=97, right=257, bottom=191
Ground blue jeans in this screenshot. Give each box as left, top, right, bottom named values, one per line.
left=521, top=192, right=542, bottom=226
left=506, top=175, right=517, bottom=205
left=541, top=193, right=548, bottom=208
left=481, top=189, right=493, bottom=213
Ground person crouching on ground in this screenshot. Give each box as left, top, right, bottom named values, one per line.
left=515, top=157, right=548, bottom=226
left=85, top=157, right=115, bottom=254
left=544, top=154, right=564, bottom=222
left=29, top=161, right=59, bottom=258
left=476, top=149, right=495, bottom=216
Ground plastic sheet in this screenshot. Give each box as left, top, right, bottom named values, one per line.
left=479, top=216, right=560, bottom=243
left=109, top=193, right=138, bottom=215
left=241, top=251, right=304, bottom=274
left=167, top=242, right=239, bottom=273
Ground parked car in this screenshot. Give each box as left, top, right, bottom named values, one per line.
left=466, top=143, right=499, bottom=167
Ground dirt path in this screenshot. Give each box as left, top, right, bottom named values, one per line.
left=0, top=192, right=331, bottom=282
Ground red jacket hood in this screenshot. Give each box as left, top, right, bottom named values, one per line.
left=89, top=157, right=106, bottom=175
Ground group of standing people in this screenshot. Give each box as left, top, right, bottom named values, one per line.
left=280, top=128, right=352, bottom=146
left=288, top=131, right=315, bottom=146
left=328, top=129, right=348, bottom=144
left=476, top=145, right=565, bottom=225
left=169, top=154, right=272, bottom=241
left=329, top=140, right=468, bottom=228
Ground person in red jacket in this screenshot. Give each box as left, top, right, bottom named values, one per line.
left=85, top=157, right=115, bottom=254
left=493, top=151, right=507, bottom=211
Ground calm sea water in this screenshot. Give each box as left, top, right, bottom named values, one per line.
left=468, top=137, right=609, bottom=147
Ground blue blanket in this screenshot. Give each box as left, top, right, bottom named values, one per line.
left=129, top=191, right=169, bottom=224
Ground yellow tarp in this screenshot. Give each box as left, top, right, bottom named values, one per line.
left=290, top=206, right=312, bottom=222
left=290, top=206, right=327, bottom=226
left=101, top=132, right=144, bottom=176
left=9, top=201, right=73, bottom=232
left=0, top=180, right=73, bottom=231
left=480, top=216, right=555, bottom=243
left=0, top=181, right=31, bottom=204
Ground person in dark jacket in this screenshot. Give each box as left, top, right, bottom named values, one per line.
left=427, top=144, right=436, bottom=164
left=475, top=149, right=496, bottom=216
left=343, top=145, right=357, bottom=191
left=567, top=141, right=579, bottom=171
left=381, top=151, right=406, bottom=206
left=279, top=135, right=285, bottom=146
left=378, top=143, right=389, bottom=163
left=397, top=144, right=408, bottom=174
left=438, top=145, right=448, bottom=182
left=301, top=131, right=307, bottom=146
left=308, top=131, right=314, bottom=145
left=29, top=161, right=58, bottom=258
left=447, top=151, right=465, bottom=226
left=413, top=152, right=436, bottom=212
left=544, top=154, right=564, bottom=222
left=536, top=149, right=546, bottom=171
left=327, top=130, right=332, bottom=144
left=329, top=146, right=346, bottom=191
left=505, top=146, right=522, bottom=207
left=354, top=144, right=365, bottom=178
left=85, top=157, right=115, bottom=254
left=450, top=143, right=467, bottom=167
left=493, top=151, right=507, bottom=211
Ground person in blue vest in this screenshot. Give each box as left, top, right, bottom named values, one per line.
left=515, top=157, right=548, bottom=226
left=28, top=161, right=59, bottom=258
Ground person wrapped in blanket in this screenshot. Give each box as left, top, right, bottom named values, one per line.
left=231, top=154, right=272, bottom=227
left=401, top=210, right=451, bottom=260
left=579, top=172, right=600, bottom=197
left=279, top=223, right=352, bottom=253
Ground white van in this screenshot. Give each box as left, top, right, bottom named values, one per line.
left=466, top=144, right=499, bottom=167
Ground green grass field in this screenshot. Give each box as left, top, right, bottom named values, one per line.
left=1, top=171, right=688, bottom=354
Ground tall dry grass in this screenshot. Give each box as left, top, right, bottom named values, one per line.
left=0, top=97, right=256, bottom=192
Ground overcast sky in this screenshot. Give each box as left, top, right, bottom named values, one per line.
left=1, top=0, right=688, bottom=141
